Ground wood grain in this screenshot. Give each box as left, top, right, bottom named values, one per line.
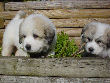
left=4, top=18, right=110, bottom=28
left=5, top=1, right=110, bottom=10
left=0, top=76, right=110, bottom=83
left=0, top=75, right=110, bottom=83
left=1, top=9, right=110, bottom=20
left=0, top=18, right=4, bottom=28
left=0, top=2, right=4, bottom=12
left=57, top=28, right=81, bottom=37
left=0, top=57, right=109, bottom=77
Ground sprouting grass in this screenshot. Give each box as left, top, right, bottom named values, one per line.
left=49, top=31, right=81, bottom=58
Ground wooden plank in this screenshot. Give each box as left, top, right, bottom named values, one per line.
left=36, top=9, right=110, bottom=18
left=70, top=37, right=81, bottom=46
left=57, top=28, right=82, bottom=37
left=52, top=18, right=110, bottom=27
left=0, top=29, right=4, bottom=47
left=5, top=1, right=110, bottom=10
left=0, top=18, right=4, bottom=28
left=0, top=76, right=110, bottom=83
left=0, top=2, right=4, bottom=12
left=2, top=9, right=110, bottom=19
left=5, top=18, right=110, bottom=28
left=0, top=57, right=109, bottom=77
left=0, top=11, right=16, bottom=20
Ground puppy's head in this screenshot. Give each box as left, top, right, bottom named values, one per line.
left=81, top=22, right=110, bottom=55
left=19, top=14, right=56, bottom=54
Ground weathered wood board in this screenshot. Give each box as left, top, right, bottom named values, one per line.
left=56, top=28, right=81, bottom=37
left=0, top=18, right=4, bottom=28
left=4, top=18, right=110, bottom=28
left=5, top=1, right=110, bottom=10
left=1, top=9, right=110, bottom=19
left=0, top=76, right=110, bottom=83
left=0, top=57, right=109, bottom=77
left=0, top=2, right=4, bottom=12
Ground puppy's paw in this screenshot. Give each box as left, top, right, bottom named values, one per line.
left=15, top=49, right=29, bottom=57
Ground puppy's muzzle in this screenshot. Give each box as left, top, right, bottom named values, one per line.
left=25, top=44, right=31, bottom=51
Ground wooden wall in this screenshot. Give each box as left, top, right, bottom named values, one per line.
left=0, top=0, right=110, bottom=47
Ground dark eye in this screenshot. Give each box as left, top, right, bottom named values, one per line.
left=87, top=37, right=91, bottom=42
left=22, top=34, right=26, bottom=38
left=96, top=40, right=102, bottom=44
left=33, top=34, right=38, bottom=38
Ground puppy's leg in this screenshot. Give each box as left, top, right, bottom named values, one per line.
left=15, top=49, right=29, bottom=57
left=2, top=44, right=13, bottom=56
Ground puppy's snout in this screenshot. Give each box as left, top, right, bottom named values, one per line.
left=25, top=44, right=31, bottom=51
left=88, top=47, right=94, bottom=52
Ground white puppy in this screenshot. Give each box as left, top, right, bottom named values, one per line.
left=81, top=22, right=110, bottom=58
left=2, top=11, right=56, bottom=57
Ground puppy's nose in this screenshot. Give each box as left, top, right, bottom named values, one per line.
left=25, top=44, right=31, bottom=51
left=88, top=47, right=94, bottom=52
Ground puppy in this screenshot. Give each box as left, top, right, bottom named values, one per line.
left=81, top=22, right=110, bottom=58
left=2, top=11, right=56, bottom=57
left=19, top=13, right=56, bottom=57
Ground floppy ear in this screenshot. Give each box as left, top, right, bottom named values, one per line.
left=81, top=24, right=89, bottom=35
left=44, top=28, right=55, bottom=45
left=81, top=24, right=90, bottom=43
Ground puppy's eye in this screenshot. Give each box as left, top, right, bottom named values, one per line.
left=33, top=34, right=38, bottom=38
left=96, top=40, right=102, bottom=44
left=87, top=37, right=91, bottom=42
left=23, top=35, right=26, bottom=38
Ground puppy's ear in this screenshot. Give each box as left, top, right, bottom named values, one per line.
left=81, top=25, right=89, bottom=43
left=44, top=28, right=55, bottom=44
left=81, top=24, right=89, bottom=35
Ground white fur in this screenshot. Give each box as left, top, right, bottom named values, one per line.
left=86, top=40, right=103, bottom=55
left=94, top=22, right=109, bottom=38
left=2, top=11, right=25, bottom=56
left=20, top=14, right=56, bottom=55
left=82, top=22, right=110, bottom=58
left=2, top=11, right=56, bottom=57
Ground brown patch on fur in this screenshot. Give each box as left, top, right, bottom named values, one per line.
left=81, top=23, right=97, bottom=43
left=32, top=17, right=48, bottom=37
left=32, top=16, right=55, bottom=44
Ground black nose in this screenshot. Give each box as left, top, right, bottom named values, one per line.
left=25, top=44, right=31, bottom=51
left=89, top=47, right=94, bottom=52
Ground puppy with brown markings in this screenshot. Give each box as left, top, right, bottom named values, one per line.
left=19, top=13, right=56, bottom=57
left=81, top=22, right=110, bottom=58
left=2, top=11, right=56, bottom=57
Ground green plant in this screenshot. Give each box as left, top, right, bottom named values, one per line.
left=49, top=31, right=81, bottom=58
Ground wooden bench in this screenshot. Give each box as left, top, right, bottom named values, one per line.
left=0, top=1, right=110, bottom=82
